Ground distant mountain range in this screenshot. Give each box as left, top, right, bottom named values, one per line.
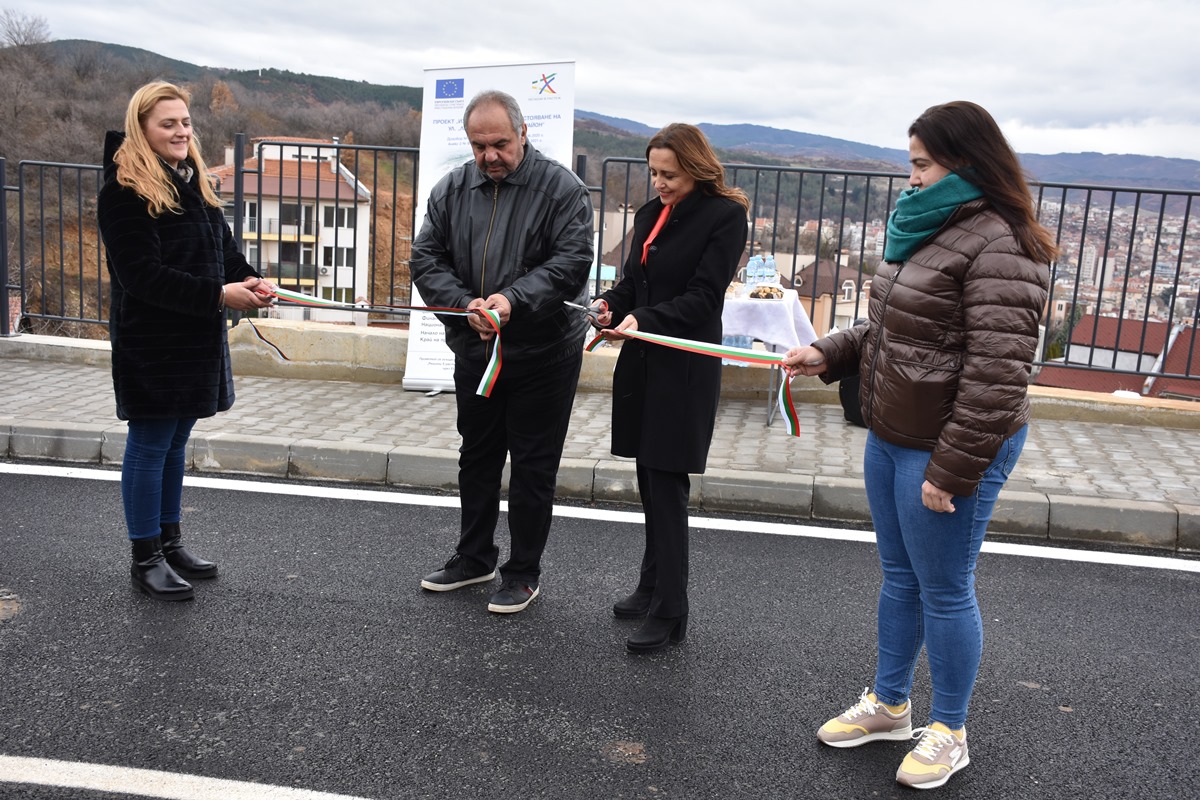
left=41, top=40, right=1200, bottom=191
left=576, top=111, right=1200, bottom=191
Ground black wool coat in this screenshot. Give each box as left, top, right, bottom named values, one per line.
left=598, top=190, right=748, bottom=473
left=97, top=131, right=259, bottom=420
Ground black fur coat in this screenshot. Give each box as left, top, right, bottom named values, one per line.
left=97, top=131, right=258, bottom=420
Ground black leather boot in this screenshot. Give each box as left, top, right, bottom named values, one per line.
left=612, top=588, right=653, bottom=619
left=131, top=536, right=194, bottom=601
left=160, top=522, right=218, bottom=579
left=626, top=614, right=688, bottom=653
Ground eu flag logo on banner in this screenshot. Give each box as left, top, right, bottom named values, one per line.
left=436, top=79, right=464, bottom=99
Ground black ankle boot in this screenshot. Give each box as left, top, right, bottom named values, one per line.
left=160, top=523, right=218, bottom=579
left=626, top=614, right=688, bottom=653
left=612, top=588, right=653, bottom=619
left=131, top=536, right=194, bottom=601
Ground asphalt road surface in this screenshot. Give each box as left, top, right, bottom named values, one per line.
left=1, top=462, right=1197, bottom=800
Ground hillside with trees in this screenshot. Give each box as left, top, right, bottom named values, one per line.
left=4, top=12, right=1196, bottom=190
left=0, top=23, right=422, bottom=167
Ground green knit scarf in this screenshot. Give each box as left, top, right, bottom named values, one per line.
left=883, top=173, right=984, bottom=262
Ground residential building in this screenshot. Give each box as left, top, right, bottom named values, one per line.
left=210, top=137, right=372, bottom=323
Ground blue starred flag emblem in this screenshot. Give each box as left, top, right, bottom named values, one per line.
left=436, top=79, right=464, bottom=99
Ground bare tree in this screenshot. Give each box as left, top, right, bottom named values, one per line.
left=0, top=9, right=50, bottom=47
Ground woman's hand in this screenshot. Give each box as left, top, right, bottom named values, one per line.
left=589, top=299, right=611, bottom=329
left=921, top=480, right=956, bottom=513
left=601, top=314, right=638, bottom=340
left=781, top=345, right=827, bottom=378
left=224, top=277, right=274, bottom=311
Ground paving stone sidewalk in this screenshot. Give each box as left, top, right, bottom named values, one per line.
left=3, top=357, right=1200, bottom=551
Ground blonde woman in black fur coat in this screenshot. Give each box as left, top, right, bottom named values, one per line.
left=97, top=81, right=274, bottom=601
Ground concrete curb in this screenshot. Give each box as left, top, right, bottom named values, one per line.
left=3, top=419, right=1193, bottom=553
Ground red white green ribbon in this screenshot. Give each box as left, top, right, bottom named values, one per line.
left=586, top=331, right=801, bottom=437
left=255, top=287, right=504, bottom=397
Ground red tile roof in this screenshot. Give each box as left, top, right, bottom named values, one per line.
left=1068, top=314, right=1170, bottom=352
left=1036, top=321, right=1200, bottom=400
left=209, top=157, right=367, bottom=202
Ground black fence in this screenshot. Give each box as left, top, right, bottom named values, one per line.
left=2, top=141, right=1198, bottom=396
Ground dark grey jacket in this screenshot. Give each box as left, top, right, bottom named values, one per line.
left=410, top=144, right=594, bottom=365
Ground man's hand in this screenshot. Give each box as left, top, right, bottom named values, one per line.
left=483, top=293, right=512, bottom=325
left=465, top=297, right=496, bottom=340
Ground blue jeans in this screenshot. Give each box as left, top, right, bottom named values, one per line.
left=865, top=425, right=1028, bottom=729
left=121, top=418, right=197, bottom=540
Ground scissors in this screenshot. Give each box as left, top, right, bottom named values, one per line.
left=563, top=300, right=606, bottom=323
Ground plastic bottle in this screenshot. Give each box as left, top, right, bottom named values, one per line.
left=744, top=255, right=762, bottom=295
left=764, top=254, right=778, bottom=285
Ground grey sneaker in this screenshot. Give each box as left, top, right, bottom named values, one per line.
left=895, top=723, right=969, bottom=790
left=487, top=580, right=539, bottom=613
left=817, top=687, right=913, bottom=748
left=420, top=554, right=496, bottom=592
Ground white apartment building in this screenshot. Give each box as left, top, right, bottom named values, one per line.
left=211, top=138, right=372, bottom=324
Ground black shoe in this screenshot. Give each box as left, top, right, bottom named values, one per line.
left=160, top=522, right=218, bottom=579
left=487, top=580, right=540, bottom=614
left=612, top=588, right=652, bottom=619
left=626, top=614, right=687, bottom=653
left=131, top=536, right=194, bottom=602
left=420, top=554, right=497, bottom=592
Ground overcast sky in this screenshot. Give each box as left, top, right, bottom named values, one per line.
left=10, top=0, right=1200, bottom=161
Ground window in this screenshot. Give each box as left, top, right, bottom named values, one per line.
left=280, top=203, right=315, bottom=234
left=323, top=205, right=356, bottom=229
left=321, top=287, right=353, bottom=304
left=323, top=246, right=356, bottom=267
left=245, top=201, right=258, bottom=232
left=841, top=280, right=855, bottom=301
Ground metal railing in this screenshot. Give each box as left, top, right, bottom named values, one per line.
left=235, top=136, right=419, bottom=310
left=595, top=157, right=1200, bottom=389
left=2, top=144, right=1197, bottom=391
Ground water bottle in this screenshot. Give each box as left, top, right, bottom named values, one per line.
left=744, top=255, right=762, bottom=295
left=764, top=254, right=778, bottom=285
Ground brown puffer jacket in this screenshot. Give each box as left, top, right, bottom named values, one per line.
left=816, top=200, right=1050, bottom=496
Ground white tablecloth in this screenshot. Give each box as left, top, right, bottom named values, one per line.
left=722, top=288, right=818, bottom=351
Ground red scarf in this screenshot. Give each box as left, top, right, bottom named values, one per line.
left=641, top=204, right=672, bottom=265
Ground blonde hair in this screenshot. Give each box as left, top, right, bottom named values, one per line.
left=113, top=81, right=221, bottom=217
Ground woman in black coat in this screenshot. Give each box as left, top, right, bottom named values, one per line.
left=592, top=123, right=749, bottom=652
left=97, top=81, right=274, bottom=601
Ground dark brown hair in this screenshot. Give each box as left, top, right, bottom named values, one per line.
left=909, top=101, right=1059, bottom=262
left=646, top=123, right=749, bottom=211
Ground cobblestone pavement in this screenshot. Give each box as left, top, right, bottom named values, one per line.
left=4, top=357, right=1200, bottom=506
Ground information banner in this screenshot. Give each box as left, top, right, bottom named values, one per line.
left=403, top=61, right=577, bottom=392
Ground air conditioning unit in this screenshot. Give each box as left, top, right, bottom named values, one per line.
left=319, top=267, right=331, bottom=276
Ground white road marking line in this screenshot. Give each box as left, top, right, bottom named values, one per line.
left=0, top=755, right=373, bottom=800
left=2, top=462, right=1197, bottom=573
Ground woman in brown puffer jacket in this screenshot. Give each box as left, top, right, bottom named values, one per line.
left=782, top=101, right=1056, bottom=791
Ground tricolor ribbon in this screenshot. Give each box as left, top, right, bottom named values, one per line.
left=251, top=287, right=504, bottom=397
left=586, top=330, right=801, bottom=437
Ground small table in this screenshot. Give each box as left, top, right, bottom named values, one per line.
left=721, top=288, right=818, bottom=425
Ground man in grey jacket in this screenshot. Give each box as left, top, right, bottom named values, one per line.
left=411, top=89, right=594, bottom=614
